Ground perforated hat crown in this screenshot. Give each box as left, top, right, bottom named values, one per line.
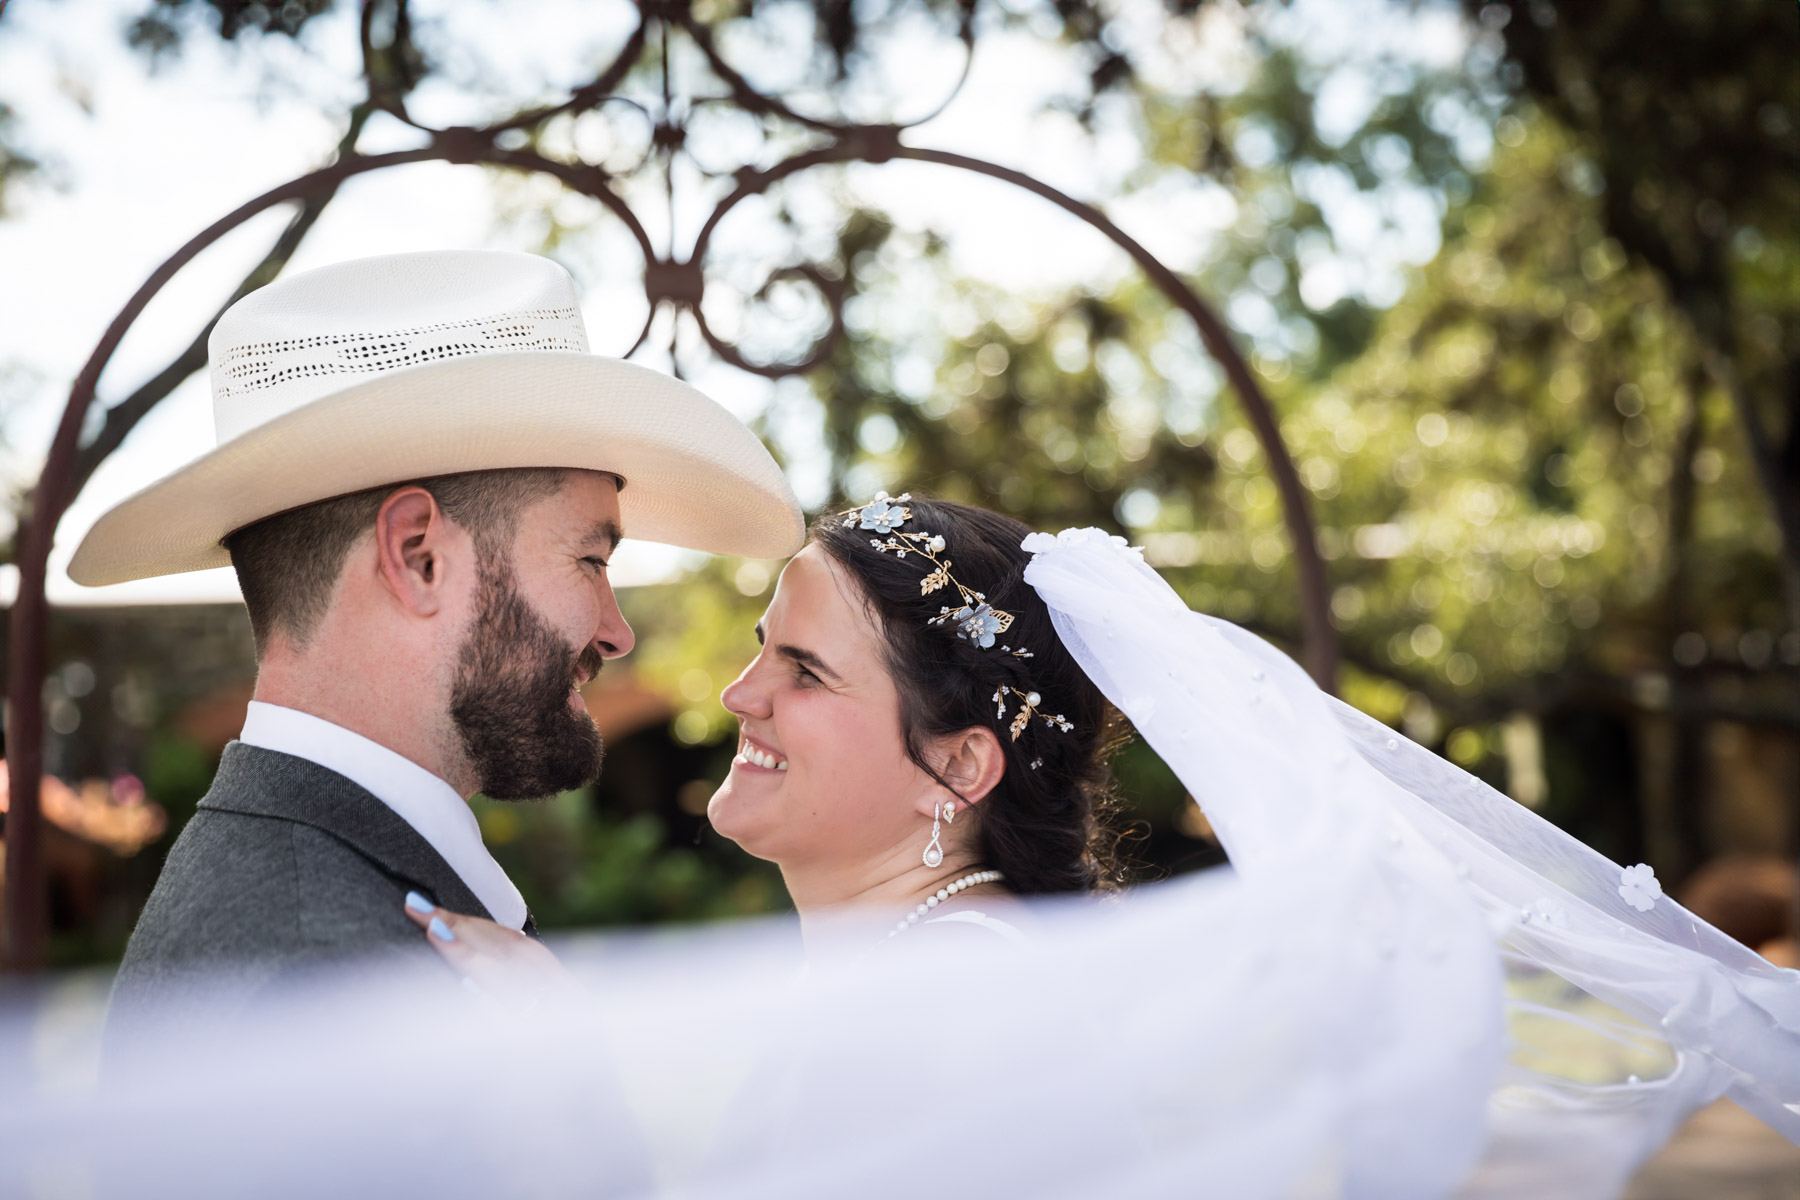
left=208, top=251, right=590, bottom=442
left=68, top=250, right=804, bottom=585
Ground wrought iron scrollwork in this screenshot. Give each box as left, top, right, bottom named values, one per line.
left=691, top=263, right=848, bottom=379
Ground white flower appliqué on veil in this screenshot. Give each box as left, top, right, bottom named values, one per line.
left=1618, top=862, right=1663, bottom=912
left=1021, top=527, right=1144, bottom=560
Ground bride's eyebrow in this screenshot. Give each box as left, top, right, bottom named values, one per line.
left=753, top=623, right=842, bottom=683
left=778, top=645, right=841, bottom=682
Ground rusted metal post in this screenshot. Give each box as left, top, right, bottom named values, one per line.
left=3, top=517, right=51, bottom=968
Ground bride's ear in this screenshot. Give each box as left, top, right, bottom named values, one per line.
left=923, top=725, right=1007, bottom=813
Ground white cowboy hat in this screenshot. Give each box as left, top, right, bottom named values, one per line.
left=67, top=250, right=805, bottom=585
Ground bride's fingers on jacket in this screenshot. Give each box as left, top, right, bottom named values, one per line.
left=402, top=891, right=482, bottom=951
left=402, top=890, right=546, bottom=991
left=402, top=890, right=444, bottom=932
left=403, top=892, right=573, bottom=1008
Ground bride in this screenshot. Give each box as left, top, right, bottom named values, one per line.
left=392, top=491, right=1798, bottom=1199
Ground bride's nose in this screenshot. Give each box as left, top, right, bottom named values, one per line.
left=721, top=659, right=772, bottom=721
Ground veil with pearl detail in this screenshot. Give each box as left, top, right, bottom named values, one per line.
left=2, top=528, right=1794, bottom=1200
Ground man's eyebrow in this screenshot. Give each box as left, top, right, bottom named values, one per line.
left=581, top=521, right=623, bottom=555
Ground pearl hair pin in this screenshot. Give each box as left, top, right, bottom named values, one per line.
left=886, top=870, right=1005, bottom=939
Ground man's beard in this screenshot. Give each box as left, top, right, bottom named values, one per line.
left=450, top=557, right=606, bottom=801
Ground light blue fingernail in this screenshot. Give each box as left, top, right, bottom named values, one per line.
left=405, top=891, right=433, bottom=915
left=429, top=916, right=456, bottom=943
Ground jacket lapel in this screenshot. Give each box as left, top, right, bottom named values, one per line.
left=200, top=742, right=494, bottom=921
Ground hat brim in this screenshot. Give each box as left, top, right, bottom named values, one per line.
left=67, top=353, right=806, bottom=586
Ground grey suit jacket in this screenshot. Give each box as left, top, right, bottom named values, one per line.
left=106, top=741, right=500, bottom=1049
left=97, top=745, right=661, bottom=1194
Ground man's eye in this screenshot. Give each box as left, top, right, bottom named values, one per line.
left=581, top=556, right=608, bottom=571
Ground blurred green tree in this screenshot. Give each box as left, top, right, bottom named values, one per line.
left=0, top=101, right=36, bottom=217
left=1469, top=0, right=1800, bottom=622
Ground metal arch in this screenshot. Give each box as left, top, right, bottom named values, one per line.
left=2, top=0, right=1336, bottom=969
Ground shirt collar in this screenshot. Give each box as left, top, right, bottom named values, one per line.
left=238, top=701, right=527, bottom=930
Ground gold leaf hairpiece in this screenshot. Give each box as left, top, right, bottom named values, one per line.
left=840, top=491, right=1074, bottom=751
left=841, top=492, right=1021, bottom=651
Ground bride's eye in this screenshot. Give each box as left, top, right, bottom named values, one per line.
left=793, top=665, right=821, bottom=686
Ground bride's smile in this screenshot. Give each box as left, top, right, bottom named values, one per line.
left=733, top=737, right=788, bottom=771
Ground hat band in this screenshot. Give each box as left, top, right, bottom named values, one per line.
left=210, top=305, right=589, bottom=442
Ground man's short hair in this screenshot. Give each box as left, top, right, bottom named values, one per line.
left=225, top=468, right=568, bottom=654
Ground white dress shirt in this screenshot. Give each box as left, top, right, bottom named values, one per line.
left=237, top=701, right=528, bottom=930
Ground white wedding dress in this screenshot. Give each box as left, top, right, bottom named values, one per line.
left=1, top=530, right=1793, bottom=1199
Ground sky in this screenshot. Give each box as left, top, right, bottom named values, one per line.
left=0, top=0, right=1471, bottom=606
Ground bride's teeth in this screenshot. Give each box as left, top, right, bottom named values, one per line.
left=739, top=741, right=786, bottom=770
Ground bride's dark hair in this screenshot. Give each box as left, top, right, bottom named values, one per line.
left=811, top=497, right=1128, bottom=894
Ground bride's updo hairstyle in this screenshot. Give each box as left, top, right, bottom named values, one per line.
left=811, top=497, right=1126, bottom=894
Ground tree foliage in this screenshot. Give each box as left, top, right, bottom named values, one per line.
left=0, top=100, right=37, bottom=219
left=125, top=0, right=338, bottom=55
left=1469, top=0, right=1800, bottom=620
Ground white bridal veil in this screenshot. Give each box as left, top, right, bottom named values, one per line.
left=1022, top=528, right=1799, bottom=1194
left=1, top=530, right=1794, bottom=1200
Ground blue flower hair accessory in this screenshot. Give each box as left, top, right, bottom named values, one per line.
left=840, top=491, right=1073, bottom=746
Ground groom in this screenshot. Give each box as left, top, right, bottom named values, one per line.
left=81, top=250, right=803, bottom=1042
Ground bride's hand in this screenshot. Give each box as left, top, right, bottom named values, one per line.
left=403, top=892, right=574, bottom=1007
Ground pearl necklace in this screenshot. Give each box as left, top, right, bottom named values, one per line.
left=886, top=870, right=1005, bottom=939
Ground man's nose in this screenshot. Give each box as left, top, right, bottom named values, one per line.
left=592, top=581, right=635, bottom=659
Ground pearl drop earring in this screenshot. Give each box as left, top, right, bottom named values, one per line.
left=923, top=802, right=945, bottom=868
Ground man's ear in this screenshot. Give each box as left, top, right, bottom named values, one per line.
left=373, top=486, right=457, bottom=616
left=920, top=725, right=1007, bottom=815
